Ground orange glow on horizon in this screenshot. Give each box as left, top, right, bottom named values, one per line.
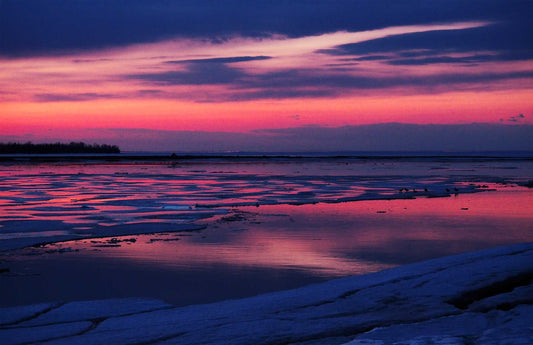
left=1, top=89, right=532, bottom=135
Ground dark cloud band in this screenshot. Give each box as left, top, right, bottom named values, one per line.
left=167, top=56, right=271, bottom=64
left=1, top=0, right=530, bottom=57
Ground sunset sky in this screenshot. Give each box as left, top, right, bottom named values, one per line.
left=1, top=0, right=532, bottom=152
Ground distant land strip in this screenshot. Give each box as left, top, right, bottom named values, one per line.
left=0, top=151, right=532, bottom=163
left=0, top=142, right=120, bottom=154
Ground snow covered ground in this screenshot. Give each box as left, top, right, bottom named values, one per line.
left=1, top=242, right=531, bottom=345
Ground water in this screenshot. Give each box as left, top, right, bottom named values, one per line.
left=0, top=156, right=532, bottom=307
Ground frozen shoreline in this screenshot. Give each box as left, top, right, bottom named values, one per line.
left=0, top=184, right=497, bottom=252
left=1, top=242, right=532, bottom=344
left=0, top=180, right=498, bottom=252
left=2, top=158, right=531, bottom=252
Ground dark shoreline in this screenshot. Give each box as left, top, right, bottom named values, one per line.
left=1, top=151, right=532, bottom=163
left=0, top=142, right=120, bottom=155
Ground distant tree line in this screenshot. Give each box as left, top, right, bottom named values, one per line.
left=0, top=142, right=120, bottom=154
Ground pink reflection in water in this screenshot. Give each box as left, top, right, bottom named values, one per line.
left=67, top=190, right=532, bottom=277
left=3, top=187, right=531, bottom=308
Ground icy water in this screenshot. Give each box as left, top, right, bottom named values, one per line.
left=0, top=155, right=532, bottom=307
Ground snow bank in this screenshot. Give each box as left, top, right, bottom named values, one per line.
left=1, top=242, right=531, bottom=344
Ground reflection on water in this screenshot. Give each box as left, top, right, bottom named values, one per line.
left=2, top=189, right=531, bottom=307
left=77, top=189, right=533, bottom=273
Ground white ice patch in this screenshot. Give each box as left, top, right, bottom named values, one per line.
left=0, top=303, right=58, bottom=326
left=18, top=298, right=172, bottom=327
left=161, top=205, right=193, bottom=210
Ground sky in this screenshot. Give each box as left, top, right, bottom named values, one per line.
left=1, top=0, right=532, bottom=152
